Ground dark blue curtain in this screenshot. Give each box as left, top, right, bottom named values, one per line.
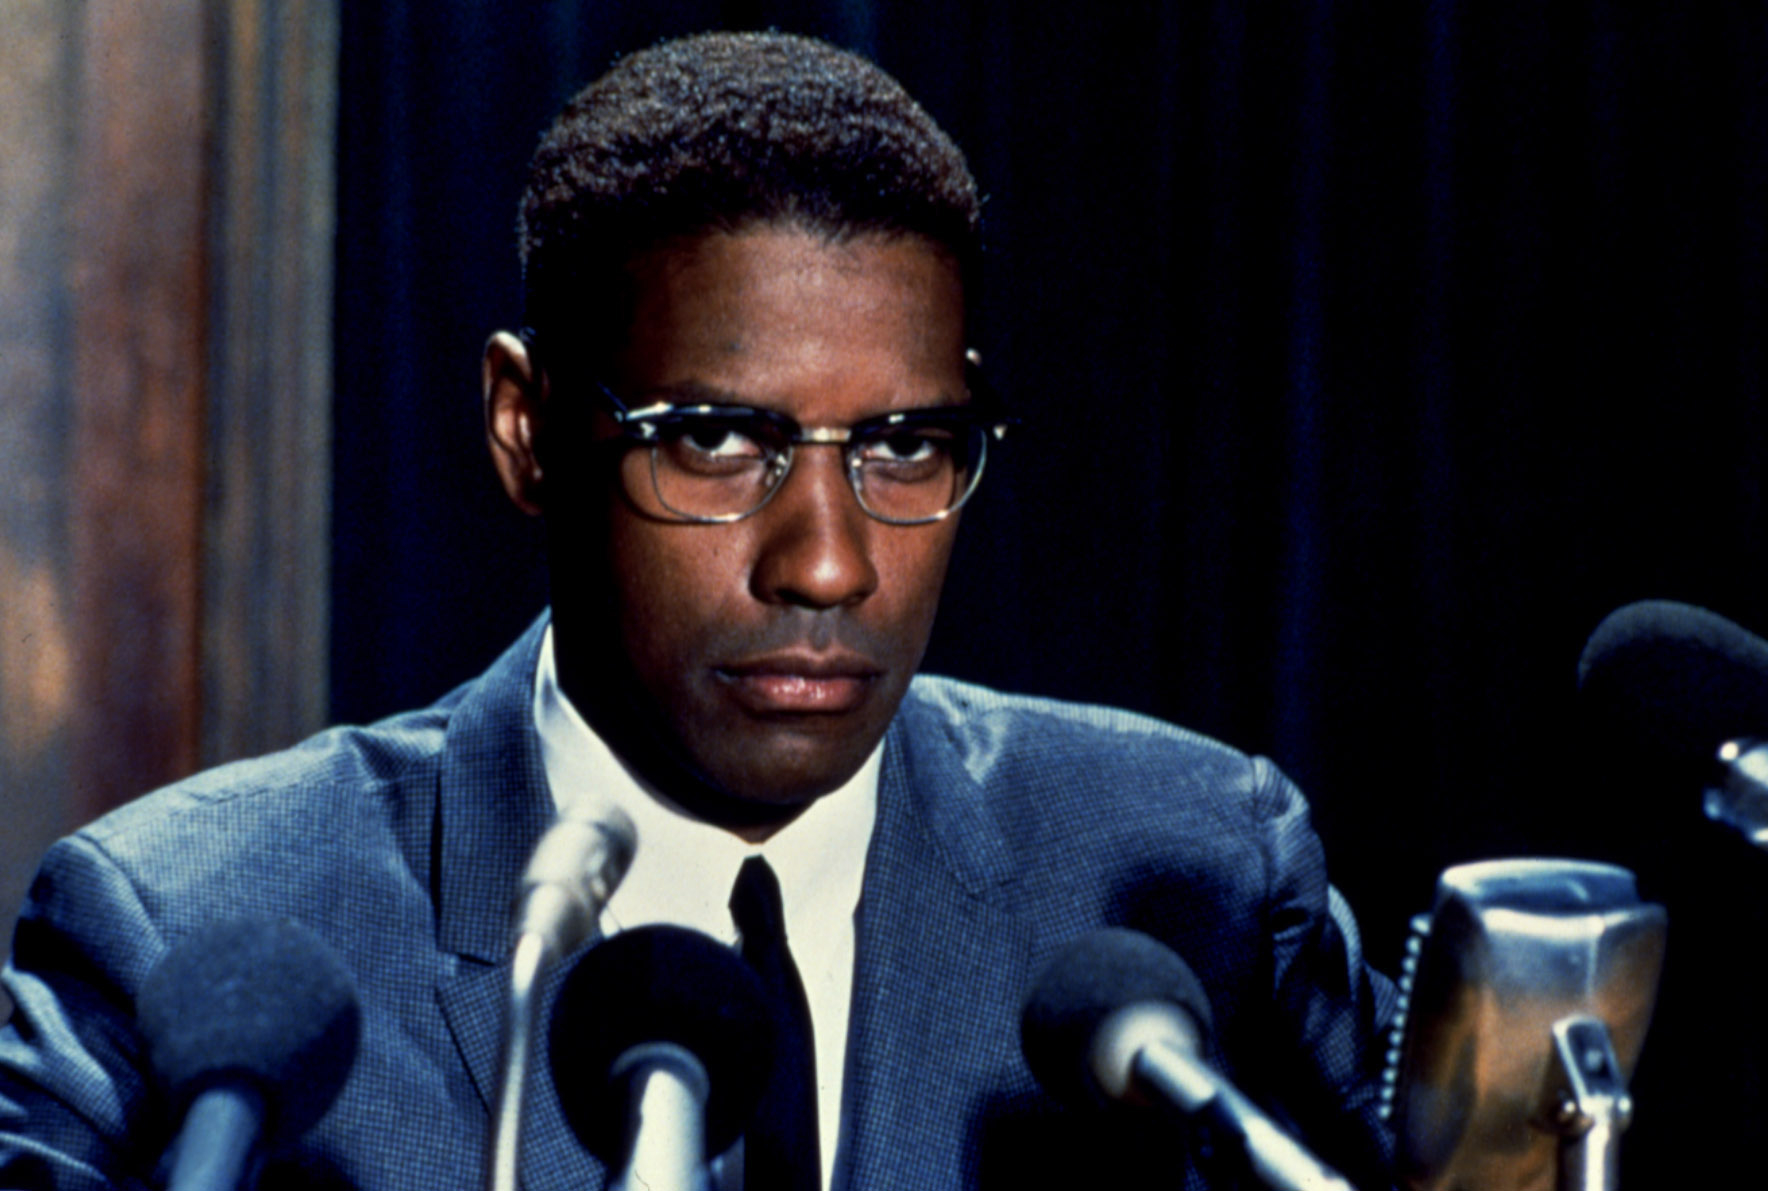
left=335, top=4, right=1768, bottom=1180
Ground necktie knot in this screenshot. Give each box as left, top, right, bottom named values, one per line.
left=731, top=854, right=788, bottom=948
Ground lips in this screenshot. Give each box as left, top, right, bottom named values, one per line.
left=715, top=651, right=882, bottom=715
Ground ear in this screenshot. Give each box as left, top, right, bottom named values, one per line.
left=484, top=330, right=546, bottom=516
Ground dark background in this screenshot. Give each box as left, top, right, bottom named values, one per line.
left=333, top=3, right=1768, bottom=1182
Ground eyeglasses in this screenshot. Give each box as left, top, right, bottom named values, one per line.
left=591, top=377, right=1011, bottom=526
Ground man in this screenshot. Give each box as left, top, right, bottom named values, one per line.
left=0, top=31, right=1393, bottom=1190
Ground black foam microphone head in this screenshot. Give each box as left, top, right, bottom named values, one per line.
left=1020, top=927, right=1214, bottom=1109
left=549, top=924, right=776, bottom=1161
left=136, top=915, right=361, bottom=1145
left=1578, top=599, right=1768, bottom=775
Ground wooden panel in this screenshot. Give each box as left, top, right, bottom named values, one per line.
left=67, top=0, right=211, bottom=821
left=202, top=0, right=336, bottom=765
left=0, top=0, right=80, bottom=967
left=0, top=0, right=337, bottom=935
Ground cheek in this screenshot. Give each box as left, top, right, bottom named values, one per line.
left=875, top=527, right=960, bottom=639
left=608, top=520, right=753, bottom=663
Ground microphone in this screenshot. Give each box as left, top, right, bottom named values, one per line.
left=137, top=916, right=360, bottom=1191
left=549, top=925, right=776, bottom=1191
left=487, top=807, right=638, bottom=1191
left=1384, top=859, right=1666, bottom=1191
left=1020, top=928, right=1358, bottom=1191
left=512, top=807, right=640, bottom=952
left=1578, top=599, right=1768, bottom=845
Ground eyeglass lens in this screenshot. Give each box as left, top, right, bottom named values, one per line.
left=630, top=417, right=986, bottom=524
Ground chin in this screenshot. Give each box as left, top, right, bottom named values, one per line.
left=697, top=735, right=877, bottom=809
left=712, top=760, right=859, bottom=808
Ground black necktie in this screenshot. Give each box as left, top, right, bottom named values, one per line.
left=730, top=855, right=820, bottom=1191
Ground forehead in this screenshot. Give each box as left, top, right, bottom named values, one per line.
left=611, top=225, right=967, bottom=411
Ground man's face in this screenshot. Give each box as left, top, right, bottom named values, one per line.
left=538, top=226, right=967, bottom=813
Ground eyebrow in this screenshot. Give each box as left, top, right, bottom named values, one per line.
left=623, top=378, right=971, bottom=417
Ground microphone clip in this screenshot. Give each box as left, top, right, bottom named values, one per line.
left=1545, top=1016, right=1632, bottom=1191
left=1706, top=737, right=1768, bottom=847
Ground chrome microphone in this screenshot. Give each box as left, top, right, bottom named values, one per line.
left=1384, top=859, right=1666, bottom=1191
left=486, top=807, right=638, bottom=1191
left=511, top=810, right=639, bottom=952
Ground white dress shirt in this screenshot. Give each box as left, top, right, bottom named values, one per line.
left=533, top=627, right=877, bottom=1191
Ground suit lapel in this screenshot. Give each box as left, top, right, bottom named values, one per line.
left=837, top=714, right=1036, bottom=1190
left=429, top=617, right=608, bottom=1191
left=436, top=955, right=608, bottom=1191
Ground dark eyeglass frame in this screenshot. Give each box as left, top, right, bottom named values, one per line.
left=519, top=328, right=1014, bottom=526
left=597, top=384, right=1010, bottom=525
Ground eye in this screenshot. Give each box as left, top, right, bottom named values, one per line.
left=855, top=426, right=956, bottom=479
left=677, top=423, right=764, bottom=459
left=868, top=430, right=941, bottom=463
left=651, top=416, right=778, bottom=480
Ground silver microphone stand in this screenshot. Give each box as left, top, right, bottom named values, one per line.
left=485, top=812, right=637, bottom=1191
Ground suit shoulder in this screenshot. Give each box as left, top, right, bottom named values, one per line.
left=897, top=674, right=1292, bottom=817
left=76, top=699, right=454, bottom=865
left=903, top=673, right=1222, bottom=743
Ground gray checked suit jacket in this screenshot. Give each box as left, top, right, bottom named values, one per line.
left=0, top=615, right=1394, bottom=1189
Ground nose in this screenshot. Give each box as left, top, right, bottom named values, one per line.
left=748, top=446, right=879, bottom=609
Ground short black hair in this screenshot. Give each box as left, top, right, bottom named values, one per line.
left=518, top=31, right=980, bottom=364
